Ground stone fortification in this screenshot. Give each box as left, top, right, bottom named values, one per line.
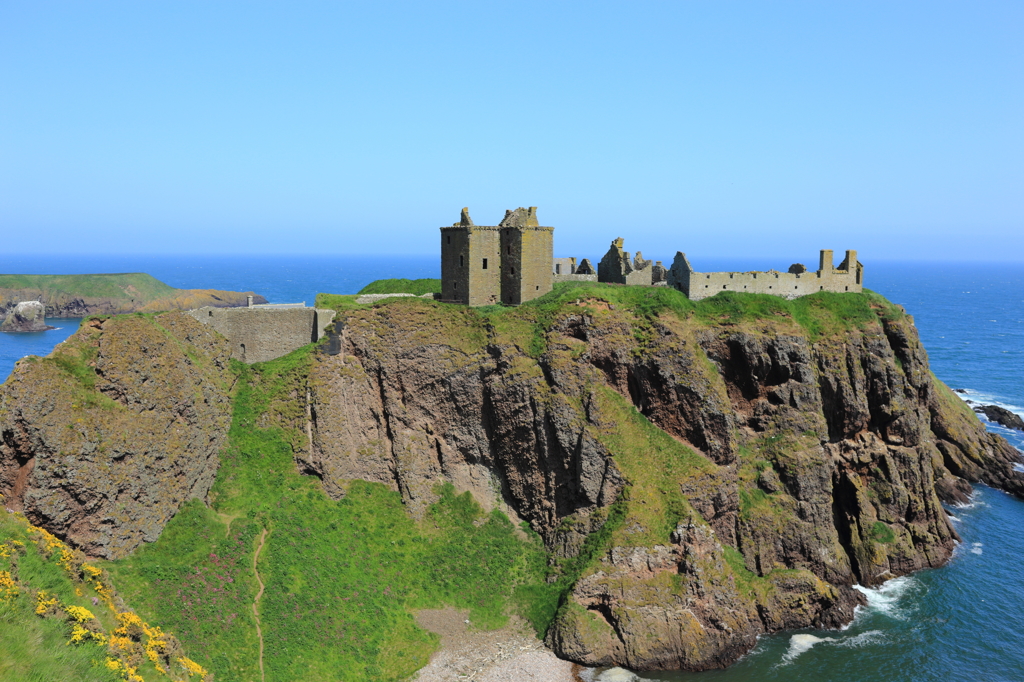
left=597, top=238, right=661, bottom=286
left=553, top=256, right=598, bottom=284
left=440, top=206, right=554, bottom=306
left=667, top=249, right=864, bottom=300
left=438, top=210, right=863, bottom=304
left=187, top=302, right=336, bottom=363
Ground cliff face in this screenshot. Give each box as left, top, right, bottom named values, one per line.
left=0, top=312, right=233, bottom=558
left=299, top=295, right=1022, bottom=670
left=1, top=290, right=1020, bottom=671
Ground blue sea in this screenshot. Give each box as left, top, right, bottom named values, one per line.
left=1, top=255, right=1022, bottom=681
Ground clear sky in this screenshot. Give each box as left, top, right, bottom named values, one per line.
left=1, top=1, right=1021, bottom=261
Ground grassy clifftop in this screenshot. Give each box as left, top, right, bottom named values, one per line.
left=0, top=273, right=177, bottom=301
left=0, top=272, right=266, bottom=317
left=356, top=278, right=441, bottom=296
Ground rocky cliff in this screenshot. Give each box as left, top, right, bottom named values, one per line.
left=0, top=312, right=234, bottom=558
left=301, top=290, right=1023, bottom=670
left=1, top=286, right=1020, bottom=672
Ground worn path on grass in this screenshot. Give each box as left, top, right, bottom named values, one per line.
left=253, top=528, right=269, bottom=682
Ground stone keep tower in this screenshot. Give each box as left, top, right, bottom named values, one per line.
left=440, top=206, right=553, bottom=306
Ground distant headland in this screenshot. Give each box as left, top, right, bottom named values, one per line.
left=0, top=272, right=267, bottom=320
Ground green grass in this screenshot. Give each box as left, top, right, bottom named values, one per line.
left=589, top=386, right=714, bottom=547
left=870, top=521, right=896, bottom=544
left=0, top=273, right=177, bottom=301
left=109, top=346, right=556, bottom=682
left=0, top=512, right=151, bottom=682
left=0, top=598, right=122, bottom=682
left=357, top=278, right=441, bottom=296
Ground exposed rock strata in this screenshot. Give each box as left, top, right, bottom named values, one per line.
left=0, top=312, right=233, bottom=558
left=1, top=294, right=1021, bottom=671
left=298, top=299, right=1022, bottom=670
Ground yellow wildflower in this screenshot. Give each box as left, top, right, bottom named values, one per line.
left=35, top=590, right=58, bottom=615
left=57, top=547, right=77, bottom=572
left=66, top=604, right=96, bottom=622
left=82, top=563, right=102, bottom=579
left=108, top=634, right=134, bottom=654
left=178, top=656, right=208, bottom=678
left=104, top=657, right=122, bottom=672
left=68, top=623, right=90, bottom=644
left=0, top=570, right=18, bottom=601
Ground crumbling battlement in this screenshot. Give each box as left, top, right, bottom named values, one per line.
left=596, top=238, right=666, bottom=286
left=666, top=249, right=864, bottom=300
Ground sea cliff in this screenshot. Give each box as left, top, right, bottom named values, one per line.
left=1, top=284, right=1020, bottom=676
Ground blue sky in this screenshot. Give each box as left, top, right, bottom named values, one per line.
left=1, top=1, right=1021, bottom=261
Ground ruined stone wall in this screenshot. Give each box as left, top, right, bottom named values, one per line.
left=440, top=226, right=501, bottom=305
left=553, top=273, right=598, bottom=284
left=668, top=249, right=864, bottom=301
left=186, top=306, right=336, bottom=363
left=553, top=257, right=577, bottom=275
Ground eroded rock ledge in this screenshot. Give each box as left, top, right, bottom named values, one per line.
left=1, top=293, right=1020, bottom=671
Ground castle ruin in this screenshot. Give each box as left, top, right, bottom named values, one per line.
left=440, top=207, right=554, bottom=306
left=666, top=249, right=863, bottom=300
left=439, top=208, right=863, bottom=305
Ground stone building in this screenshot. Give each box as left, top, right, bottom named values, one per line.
left=440, top=207, right=554, bottom=306
left=187, top=301, right=336, bottom=363
left=667, top=249, right=863, bottom=301
left=597, top=238, right=661, bottom=286
left=553, top=257, right=598, bottom=284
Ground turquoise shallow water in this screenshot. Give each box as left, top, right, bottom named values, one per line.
left=1, top=255, right=1022, bottom=680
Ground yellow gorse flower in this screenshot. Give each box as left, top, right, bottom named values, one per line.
left=35, top=590, right=58, bottom=615
left=0, top=570, right=18, bottom=601
left=178, top=656, right=208, bottom=678
left=66, top=604, right=96, bottom=622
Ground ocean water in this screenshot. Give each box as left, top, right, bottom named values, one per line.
left=1, top=255, right=1022, bottom=681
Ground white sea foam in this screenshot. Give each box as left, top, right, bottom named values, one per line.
left=594, top=668, right=648, bottom=682
left=1013, top=463, right=1024, bottom=473
left=971, top=542, right=984, bottom=555
left=835, top=629, right=885, bottom=648
left=779, top=634, right=834, bottom=664
left=853, top=575, right=917, bottom=620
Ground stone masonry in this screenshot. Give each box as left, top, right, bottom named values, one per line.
left=440, top=207, right=554, bottom=306
left=187, top=302, right=336, bottom=363
left=667, top=249, right=864, bottom=300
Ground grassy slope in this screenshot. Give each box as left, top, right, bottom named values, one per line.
left=0, top=274, right=177, bottom=301
left=0, top=510, right=208, bottom=682
left=109, top=348, right=552, bottom=682
left=0, top=511, right=122, bottom=682
left=356, top=278, right=441, bottom=296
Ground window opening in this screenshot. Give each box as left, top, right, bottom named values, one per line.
left=482, top=258, right=488, bottom=269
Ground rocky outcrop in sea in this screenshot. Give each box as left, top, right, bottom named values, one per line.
left=0, top=301, right=54, bottom=332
